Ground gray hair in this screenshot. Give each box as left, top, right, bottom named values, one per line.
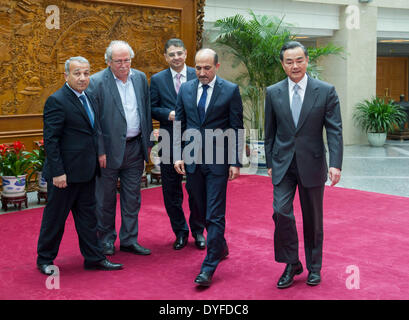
left=64, top=56, right=90, bottom=73
left=104, top=40, right=135, bottom=63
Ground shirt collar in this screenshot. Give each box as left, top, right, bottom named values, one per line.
left=170, top=64, right=187, bottom=79
left=288, top=73, right=308, bottom=92
left=199, top=75, right=217, bottom=89
left=65, top=82, right=83, bottom=97
left=111, top=68, right=133, bottom=82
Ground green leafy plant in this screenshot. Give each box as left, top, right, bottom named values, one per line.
left=211, top=11, right=343, bottom=140
left=0, top=141, right=34, bottom=177
left=353, top=97, right=408, bottom=133
left=30, top=140, right=46, bottom=172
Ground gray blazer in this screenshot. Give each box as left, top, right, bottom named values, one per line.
left=87, top=67, right=152, bottom=169
left=264, top=76, right=343, bottom=188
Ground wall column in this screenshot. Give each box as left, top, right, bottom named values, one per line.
left=318, top=4, right=378, bottom=145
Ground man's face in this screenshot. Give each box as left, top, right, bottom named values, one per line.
left=281, top=46, right=309, bottom=83
left=107, top=45, right=131, bottom=81
left=195, top=51, right=220, bottom=85
left=64, top=61, right=90, bottom=93
left=164, top=45, right=187, bottom=72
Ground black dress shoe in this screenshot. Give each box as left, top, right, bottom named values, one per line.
left=306, top=271, right=321, bottom=286
left=120, top=243, right=151, bottom=255
left=194, top=234, right=206, bottom=250
left=277, top=262, right=303, bottom=289
left=102, top=242, right=115, bottom=256
left=173, top=235, right=188, bottom=250
left=194, top=271, right=213, bottom=287
left=37, top=264, right=54, bottom=275
left=84, top=259, right=123, bottom=271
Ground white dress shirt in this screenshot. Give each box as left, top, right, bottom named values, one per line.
left=197, top=76, right=217, bottom=112
left=170, top=64, right=187, bottom=92
left=288, top=73, right=308, bottom=105
left=112, top=69, right=140, bottom=138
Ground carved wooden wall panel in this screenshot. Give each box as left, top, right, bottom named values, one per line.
left=0, top=0, right=204, bottom=150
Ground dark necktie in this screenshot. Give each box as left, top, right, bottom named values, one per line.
left=79, top=94, right=94, bottom=127
left=198, top=84, right=209, bottom=124
left=291, top=84, right=302, bottom=127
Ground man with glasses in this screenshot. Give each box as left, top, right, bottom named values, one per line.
left=150, top=39, right=205, bottom=251
left=87, top=40, right=152, bottom=257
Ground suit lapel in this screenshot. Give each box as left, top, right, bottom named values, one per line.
left=279, top=79, right=296, bottom=131
left=63, top=84, right=93, bottom=129
left=106, top=68, right=127, bottom=121
left=165, top=68, right=177, bottom=98
left=296, top=77, right=319, bottom=131
left=203, top=76, right=222, bottom=124
left=187, top=67, right=196, bottom=81
left=190, top=79, right=200, bottom=124
left=130, top=70, right=145, bottom=125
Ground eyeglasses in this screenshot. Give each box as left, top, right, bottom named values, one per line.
left=112, top=58, right=131, bottom=65
left=167, top=51, right=185, bottom=58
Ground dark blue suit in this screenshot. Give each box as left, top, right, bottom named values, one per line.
left=150, top=66, right=204, bottom=238
left=37, top=84, right=105, bottom=265
left=175, top=76, right=243, bottom=274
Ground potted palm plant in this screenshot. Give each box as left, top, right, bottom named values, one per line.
left=353, top=97, right=408, bottom=147
left=211, top=11, right=343, bottom=167
left=0, top=141, right=33, bottom=198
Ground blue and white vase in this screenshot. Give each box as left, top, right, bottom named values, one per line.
left=1, top=175, right=27, bottom=197
left=37, top=171, right=47, bottom=192
left=249, top=140, right=266, bottom=168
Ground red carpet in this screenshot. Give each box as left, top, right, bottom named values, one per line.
left=1, top=174, right=409, bottom=300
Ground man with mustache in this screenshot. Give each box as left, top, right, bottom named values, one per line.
left=174, top=48, right=244, bottom=287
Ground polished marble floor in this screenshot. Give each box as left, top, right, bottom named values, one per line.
left=256, top=140, right=409, bottom=198
left=1, top=139, right=408, bottom=215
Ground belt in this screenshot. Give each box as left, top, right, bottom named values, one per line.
left=126, top=134, right=140, bottom=143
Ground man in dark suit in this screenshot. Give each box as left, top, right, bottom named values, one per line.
left=264, top=41, right=343, bottom=288
left=36, top=57, right=123, bottom=275
left=174, top=48, right=244, bottom=287
left=87, top=41, right=152, bottom=256
left=150, top=38, right=205, bottom=251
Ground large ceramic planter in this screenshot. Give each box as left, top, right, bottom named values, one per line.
left=1, top=174, right=27, bottom=197
left=249, top=140, right=266, bottom=168
left=37, top=171, right=47, bottom=192
left=367, top=132, right=387, bottom=147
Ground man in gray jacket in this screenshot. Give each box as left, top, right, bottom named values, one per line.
left=87, top=40, right=152, bottom=256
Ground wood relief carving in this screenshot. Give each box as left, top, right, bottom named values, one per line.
left=196, top=0, right=205, bottom=51
left=0, top=0, right=204, bottom=117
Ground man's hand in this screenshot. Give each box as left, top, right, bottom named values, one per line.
left=99, top=154, right=107, bottom=168
left=174, top=160, right=185, bottom=175
left=53, top=174, right=67, bottom=188
left=229, top=166, right=240, bottom=180
left=329, top=167, right=341, bottom=186
left=267, top=168, right=272, bottom=177
left=168, top=111, right=175, bottom=121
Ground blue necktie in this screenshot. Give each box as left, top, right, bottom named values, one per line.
left=291, top=84, right=302, bottom=127
left=198, top=84, right=209, bottom=124
left=79, top=94, right=94, bottom=127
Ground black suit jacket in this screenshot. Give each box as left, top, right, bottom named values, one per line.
left=150, top=66, right=197, bottom=129
left=175, top=76, right=244, bottom=175
left=42, top=84, right=100, bottom=183
left=264, top=76, right=343, bottom=188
